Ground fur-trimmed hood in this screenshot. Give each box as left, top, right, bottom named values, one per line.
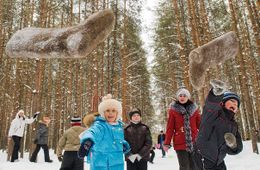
left=170, top=101, right=198, bottom=116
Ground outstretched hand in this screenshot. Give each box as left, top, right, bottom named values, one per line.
left=210, top=79, right=229, bottom=95
left=78, top=140, right=93, bottom=159
left=33, top=111, right=40, bottom=119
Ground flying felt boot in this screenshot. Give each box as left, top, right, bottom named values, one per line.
left=6, top=9, right=115, bottom=58
left=189, top=31, right=239, bottom=90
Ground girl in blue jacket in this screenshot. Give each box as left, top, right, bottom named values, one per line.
left=78, top=94, right=130, bottom=170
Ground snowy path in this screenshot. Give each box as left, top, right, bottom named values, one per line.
left=0, top=141, right=259, bottom=170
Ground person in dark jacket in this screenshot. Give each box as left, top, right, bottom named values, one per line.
left=164, top=88, right=201, bottom=170
left=194, top=80, right=243, bottom=170
left=149, top=146, right=155, bottom=164
left=30, top=116, right=53, bottom=163
left=124, top=108, right=153, bottom=170
left=157, top=130, right=166, bottom=157
left=57, top=116, right=86, bottom=170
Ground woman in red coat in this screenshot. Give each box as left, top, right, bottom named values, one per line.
left=164, top=88, right=201, bottom=170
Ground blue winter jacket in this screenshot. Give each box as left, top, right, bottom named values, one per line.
left=80, top=116, right=130, bottom=170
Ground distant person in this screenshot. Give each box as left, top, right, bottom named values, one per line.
left=8, top=110, right=39, bottom=162
left=30, top=116, right=53, bottom=163
left=149, top=146, right=156, bottom=164
left=124, top=108, right=153, bottom=170
left=78, top=94, right=130, bottom=170
left=157, top=130, right=166, bottom=157
left=164, top=88, right=201, bottom=170
left=56, top=116, right=85, bottom=170
left=193, top=80, right=243, bottom=170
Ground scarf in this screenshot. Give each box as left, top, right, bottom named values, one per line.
left=172, top=101, right=197, bottom=152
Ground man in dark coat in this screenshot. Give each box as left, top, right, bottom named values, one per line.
left=124, top=108, right=152, bottom=170
left=157, top=130, right=166, bottom=157
left=194, top=80, right=243, bottom=170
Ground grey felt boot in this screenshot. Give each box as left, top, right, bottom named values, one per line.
left=189, top=31, right=239, bottom=90
left=6, top=9, right=115, bottom=58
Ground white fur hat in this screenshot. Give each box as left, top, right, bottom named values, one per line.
left=176, top=88, right=191, bottom=99
left=98, top=94, right=122, bottom=119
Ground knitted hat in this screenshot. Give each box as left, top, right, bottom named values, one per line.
left=98, top=94, right=122, bottom=120
left=176, top=88, right=191, bottom=99
left=129, top=108, right=141, bottom=119
left=71, top=116, right=81, bottom=126
left=222, top=91, right=240, bottom=108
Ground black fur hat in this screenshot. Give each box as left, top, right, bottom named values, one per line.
left=129, top=108, right=141, bottom=119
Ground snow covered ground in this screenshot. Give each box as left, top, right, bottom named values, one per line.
left=0, top=141, right=259, bottom=170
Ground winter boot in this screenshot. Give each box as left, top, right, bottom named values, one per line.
left=189, top=31, right=239, bottom=90
left=6, top=9, right=115, bottom=58
left=45, top=159, right=53, bottom=163
left=30, top=154, right=37, bottom=163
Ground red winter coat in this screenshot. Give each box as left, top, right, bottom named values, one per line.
left=164, top=101, right=201, bottom=151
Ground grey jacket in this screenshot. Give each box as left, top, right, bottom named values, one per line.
left=35, top=123, right=49, bottom=145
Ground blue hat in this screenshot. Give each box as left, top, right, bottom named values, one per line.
left=222, top=91, right=240, bottom=107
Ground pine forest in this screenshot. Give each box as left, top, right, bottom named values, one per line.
left=0, top=0, right=259, bottom=159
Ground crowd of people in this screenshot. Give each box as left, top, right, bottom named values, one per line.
left=7, top=80, right=243, bottom=170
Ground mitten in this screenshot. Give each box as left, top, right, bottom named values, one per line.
left=58, top=156, right=63, bottom=162
left=78, top=140, right=93, bottom=159
left=33, top=111, right=40, bottom=119
left=210, top=79, right=228, bottom=95
left=128, top=154, right=137, bottom=163
left=33, top=139, right=38, bottom=144
left=122, top=140, right=131, bottom=154
left=136, top=154, right=142, bottom=161
left=224, top=133, right=237, bottom=149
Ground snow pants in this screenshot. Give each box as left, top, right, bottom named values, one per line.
left=30, top=144, right=51, bottom=162
left=176, top=150, right=196, bottom=170
left=11, top=136, right=22, bottom=162
left=90, top=164, right=124, bottom=170
left=150, top=150, right=155, bottom=163
left=60, top=151, right=83, bottom=170
left=192, top=149, right=227, bottom=170
left=126, top=160, right=148, bottom=170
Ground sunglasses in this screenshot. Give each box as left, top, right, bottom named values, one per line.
left=179, top=94, right=187, bottom=97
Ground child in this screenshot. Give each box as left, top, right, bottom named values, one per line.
left=124, top=108, right=152, bottom=170
left=8, top=110, right=40, bottom=162
left=194, top=80, right=243, bottom=170
left=78, top=94, right=130, bottom=170
left=56, top=116, right=86, bottom=170
left=164, top=88, right=201, bottom=170
left=149, top=146, right=155, bottom=164
left=30, top=116, right=53, bottom=163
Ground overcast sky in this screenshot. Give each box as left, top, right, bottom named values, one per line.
left=140, top=0, right=159, bottom=66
